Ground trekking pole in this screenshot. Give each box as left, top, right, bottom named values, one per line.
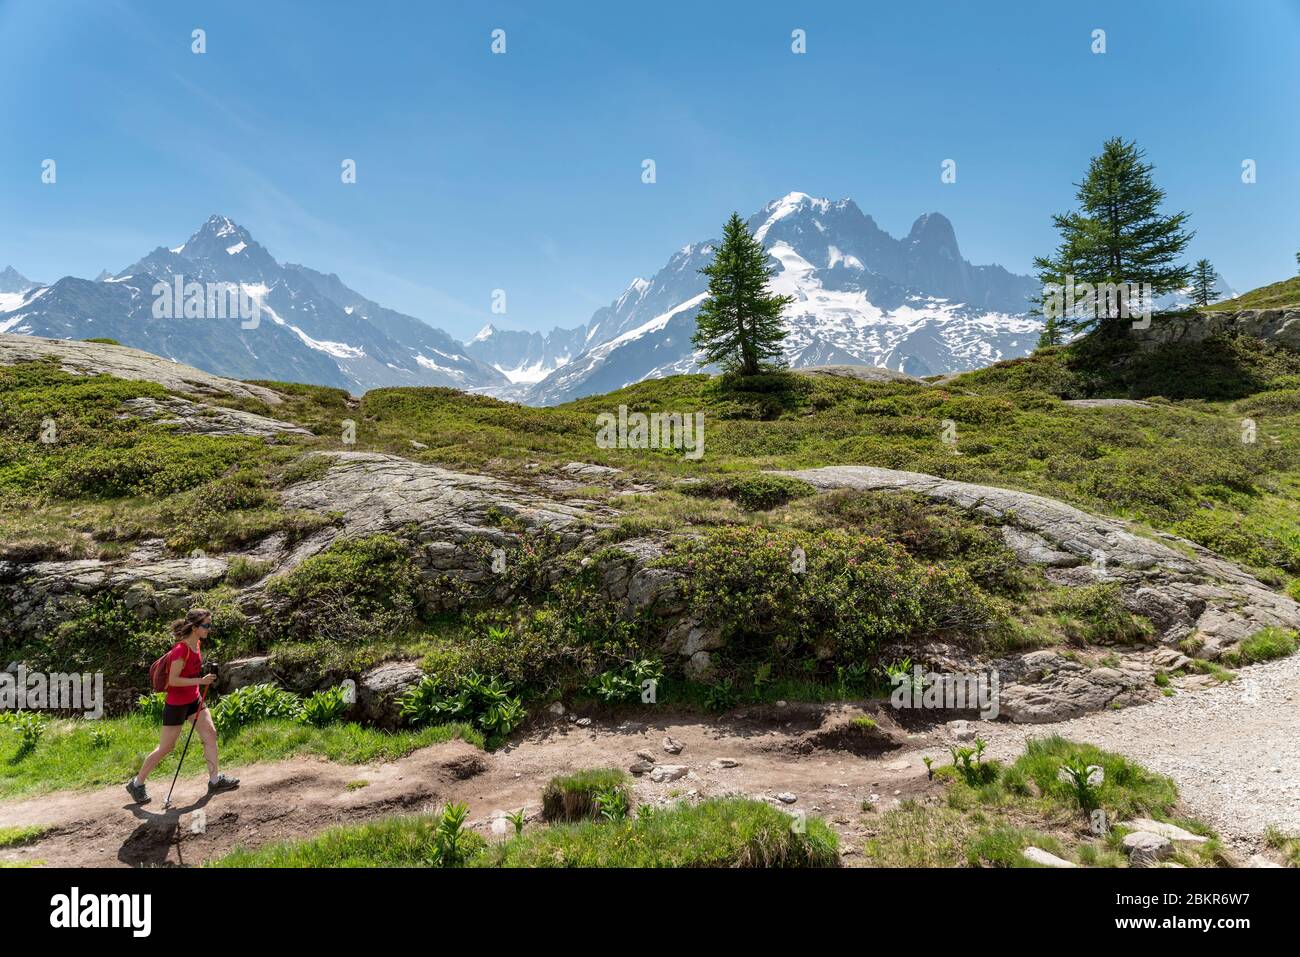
left=162, top=681, right=211, bottom=811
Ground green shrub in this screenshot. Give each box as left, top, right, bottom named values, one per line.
left=704, top=677, right=739, bottom=713
left=211, top=683, right=303, bottom=735
left=223, top=556, right=273, bottom=587
left=683, top=473, right=816, bottom=511
left=1225, top=626, right=1298, bottom=666
left=267, top=534, right=421, bottom=643
left=0, top=710, right=48, bottom=756
left=1239, top=388, right=1300, bottom=416
left=483, top=798, right=839, bottom=868
left=136, top=692, right=167, bottom=720
left=658, top=526, right=996, bottom=665
left=810, top=490, right=1030, bottom=594
left=46, top=434, right=262, bottom=499
left=1051, top=584, right=1153, bottom=645
left=409, top=570, right=658, bottom=703
left=541, top=769, right=630, bottom=822
left=1012, top=735, right=1178, bottom=820
left=1173, top=510, right=1300, bottom=573
left=209, top=811, right=488, bottom=868
left=428, top=802, right=476, bottom=867
left=299, top=686, right=349, bottom=727
left=39, top=594, right=170, bottom=685
left=400, top=670, right=525, bottom=741
left=587, top=658, right=662, bottom=703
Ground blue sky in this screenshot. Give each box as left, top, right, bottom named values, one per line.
left=3, top=0, right=1298, bottom=340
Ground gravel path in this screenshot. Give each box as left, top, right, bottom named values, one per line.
left=974, top=653, right=1300, bottom=852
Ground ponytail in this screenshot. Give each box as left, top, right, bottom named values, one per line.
left=171, top=608, right=212, bottom=640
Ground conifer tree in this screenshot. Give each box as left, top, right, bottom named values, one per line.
left=1036, top=314, right=1063, bottom=349
left=692, top=213, right=793, bottom=376
left=1033, top=138, right=1193, bottom=337
left=1189, top=258, right=1217, bottom=308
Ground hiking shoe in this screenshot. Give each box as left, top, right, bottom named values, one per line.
left=208, top=773, right=239, bottom=792
left=125, top=778, right=150, bottom=805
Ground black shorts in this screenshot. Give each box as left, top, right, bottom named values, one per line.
left=161, top=700, right=206, bottom=726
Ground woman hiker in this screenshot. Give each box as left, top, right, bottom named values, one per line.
left=126, top=608, right=239, bottom=804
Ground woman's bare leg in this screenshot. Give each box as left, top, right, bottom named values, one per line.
left=136, top=723, right=184, bottom=782
left=194, top=706, right=219, bottom=781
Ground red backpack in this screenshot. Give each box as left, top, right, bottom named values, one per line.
left=149, top=643, right=192, bottom=693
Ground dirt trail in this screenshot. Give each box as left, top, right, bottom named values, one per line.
left=0, top=704, right=937, bottom=867
left=3, top=653, right=1297, bottom=866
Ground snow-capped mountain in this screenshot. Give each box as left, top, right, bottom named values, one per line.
left=0, top=216, right=507, bottom=394
left=463, top=322, right=587, bottom=386
left=0, top=266, right=40, bottom=294
left=524, top=193, right=1041, bottom=405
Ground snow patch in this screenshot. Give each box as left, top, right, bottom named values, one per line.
left=494, top=355, right=570, bottom=384
left=0, top=288, right=46, bottom=313
left=754, top=192, right=831, bottom=242
left=0, top=313, right=30, bottom=333
left=826, top=246, right=863, bottom=270
left=416, top=354, right=465, bottom=377
left=289, top=326, right=365, bottom=359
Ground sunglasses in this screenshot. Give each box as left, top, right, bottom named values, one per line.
left=195, top=620, right=212, bottom=630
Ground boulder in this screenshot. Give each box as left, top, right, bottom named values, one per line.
left=218, top=656, right=275, bottom=693
left=946, top=719, right=976, bottom=742
left=0, top=333, right=287, bottom=405
left=1128, top=308, right=1300, bottom=353
left=1061, top=398, right=1153, bottom=409
left=1023, top=846, right=1077, bottom=868
left=1120, top=819, right=1207, bottom=845
left=683, top=651, right=715, bottom=680
left=1000, top=654, right=1153, bottom=723
left=119, top=396, right=311, bottom=438
left=1122, top=831, right=1174, bottom=866
left=356, top=661, right=425, bottom=728
left=649, top=765, right=688, bottom=783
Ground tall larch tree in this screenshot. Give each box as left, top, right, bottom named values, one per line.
left=692, top=213, right=793, bottom=376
